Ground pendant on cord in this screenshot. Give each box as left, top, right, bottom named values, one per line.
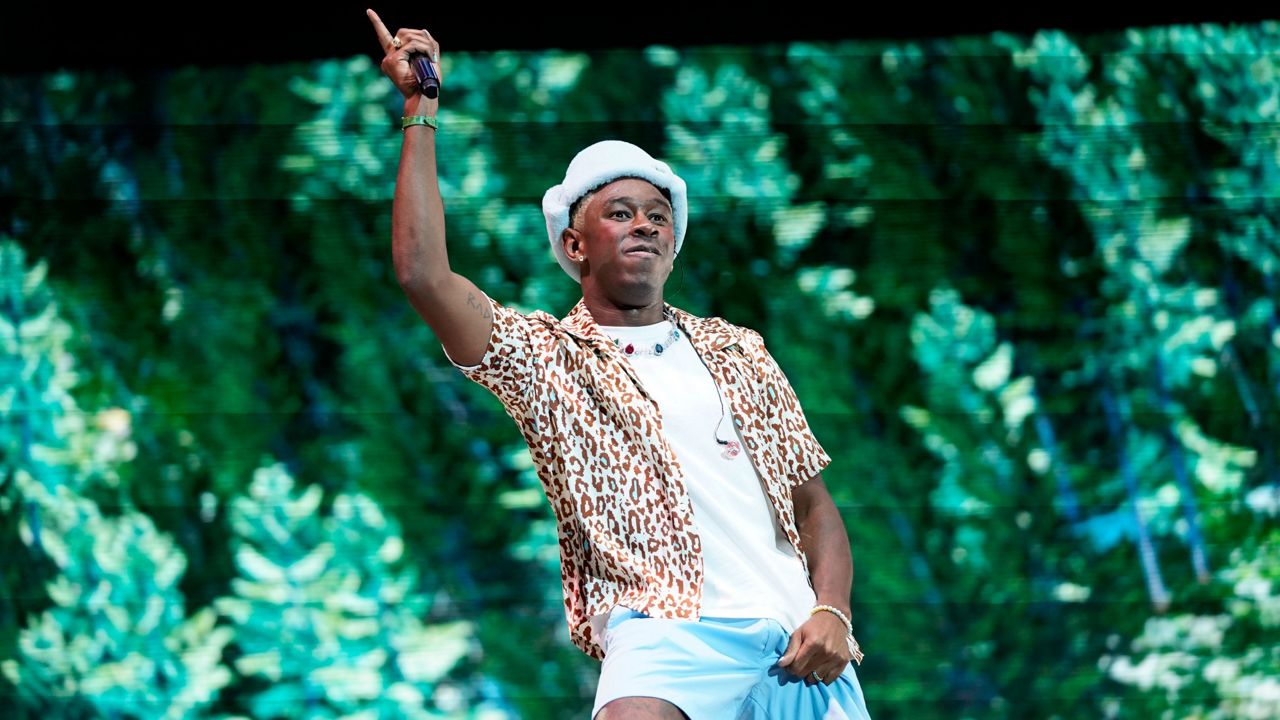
left=721, top=440, right=741, bottom=460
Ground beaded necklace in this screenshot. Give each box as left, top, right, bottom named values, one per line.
left=609, top=323, right=681, bottom=357
left=602, top=309, right=683, bottom=358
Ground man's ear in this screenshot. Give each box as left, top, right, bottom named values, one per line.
left=562, top=228, right=583, bottom=263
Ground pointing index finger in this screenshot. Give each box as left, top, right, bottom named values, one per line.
left=366, top=9, right=394, bottom=49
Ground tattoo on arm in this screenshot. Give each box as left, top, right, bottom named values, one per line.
left=466, top=292, right=492, bottom=321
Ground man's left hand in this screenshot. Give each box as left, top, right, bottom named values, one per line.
left=777, top=610, right=851, bottom=686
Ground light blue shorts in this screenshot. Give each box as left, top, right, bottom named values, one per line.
left=592, top=608, right=872, bottom=720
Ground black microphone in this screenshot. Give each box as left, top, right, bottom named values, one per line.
left=410, top=54, right=440, bottom=99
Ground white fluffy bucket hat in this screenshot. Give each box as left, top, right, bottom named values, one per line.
left=542, top=140, right=688, bottom=282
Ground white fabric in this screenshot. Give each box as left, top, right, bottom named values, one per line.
left=591, top=319, right=816, bottom=646
left=542, top=140, right=688, bottom=282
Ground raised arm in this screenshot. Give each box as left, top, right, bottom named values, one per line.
left=367, top=9, right=492, bottom=366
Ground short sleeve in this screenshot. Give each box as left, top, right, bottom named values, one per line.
left=443, top=293, right=536, bottom=417
left=746, top=329, right=832, bottom=488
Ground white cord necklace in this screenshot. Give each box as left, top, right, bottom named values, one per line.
left=605, top=312, right=741, bottom=460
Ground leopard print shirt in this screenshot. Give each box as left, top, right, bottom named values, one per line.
left=453, top=295, right=832, bottom=659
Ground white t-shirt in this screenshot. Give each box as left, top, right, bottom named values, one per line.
left=594, top=318, right=816, bottom=644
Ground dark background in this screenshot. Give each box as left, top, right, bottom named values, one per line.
left=2, top=5, right=1275, bottom=72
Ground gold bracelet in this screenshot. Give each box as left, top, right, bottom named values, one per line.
left=401, top=115, right=439, bottom=130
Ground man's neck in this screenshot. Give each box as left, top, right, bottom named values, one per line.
left=581, top=291, right=666, bottom=327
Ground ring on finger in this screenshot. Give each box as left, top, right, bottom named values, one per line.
left=811, top=671, right=824, bottom=682
left=391, top=36, right=402, bottom=50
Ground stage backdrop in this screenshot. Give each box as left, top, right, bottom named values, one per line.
left=1, top=18, right=1277, bottom=720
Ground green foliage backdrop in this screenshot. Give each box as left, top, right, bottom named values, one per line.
left=1, top=18, right=1277, bottom=720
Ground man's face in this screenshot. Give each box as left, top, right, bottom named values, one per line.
left=569, top=178, right=676, bottom=299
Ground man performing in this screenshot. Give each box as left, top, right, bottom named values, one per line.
left=368, top=10, right=873, bottom=719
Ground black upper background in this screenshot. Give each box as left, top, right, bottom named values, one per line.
left=1, top=4, right=1274, bottom=74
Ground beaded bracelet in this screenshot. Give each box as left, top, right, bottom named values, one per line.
left=811, top=604, right=865, bottom=665
left=401, top=115, right=439, bottom=130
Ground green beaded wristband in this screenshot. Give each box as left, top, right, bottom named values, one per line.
left=401, top=115, right=439, bottom=130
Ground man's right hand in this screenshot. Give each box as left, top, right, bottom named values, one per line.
left=366, top=9, right=443, bottom=100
